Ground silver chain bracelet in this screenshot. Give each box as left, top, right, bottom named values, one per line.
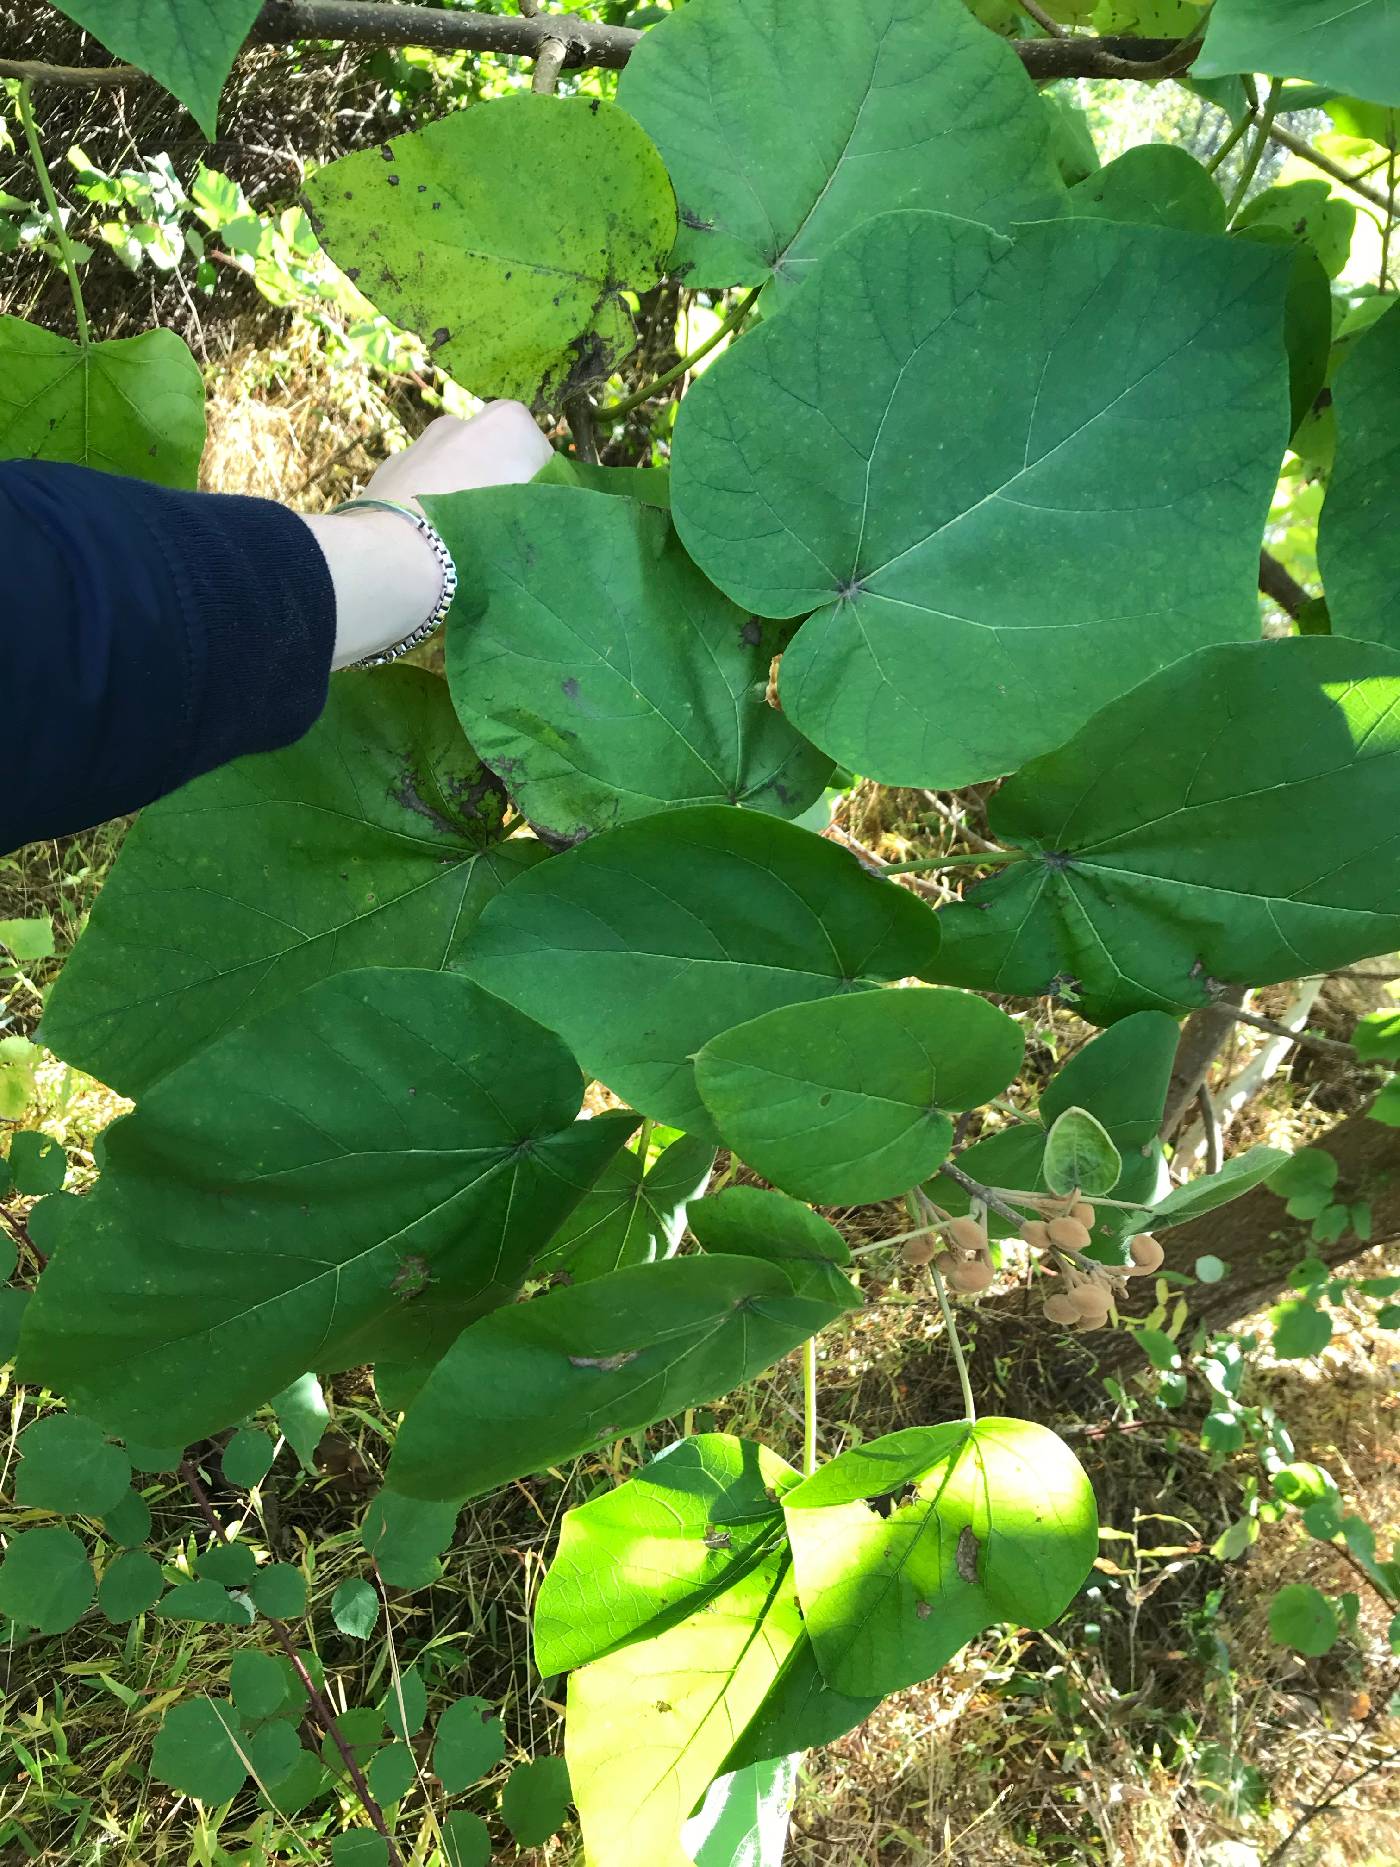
left=330, top=496, right=459, bottom=669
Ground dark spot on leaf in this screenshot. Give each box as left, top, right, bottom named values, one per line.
left=380, top=144, right=394, bottom=162
left=346, top=267, right=360, bottom=282
left=1316, top=386, right=1333, bottom=410
left=956, top=1524, right=981, bottom=1584
left=432, top=201, right=442, bottom=211
left=589, top=98, right=601, bottom=114
left=386, top=175, right=401, bottom=188
left=1041, top=850, right=1074, bottom=870
left=679, top=208, right=716, bottom=232
left=430, top=327, right=450, bottom=350
left=836, top=578, right=864, bottom=601
left=703, top=1530, right=732, bottom=1550
left=916, top=1600, right=932, bottom=1620
left=740, top=618, right=762, bottom=648
left=561, top=677, right=580, bottom=700
left=417, top=184, right=427, bottom=193
left=391, top=767, right=458, bottom=837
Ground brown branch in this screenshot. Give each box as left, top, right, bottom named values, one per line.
left=1260, top=550, right=1311, bottom=621
left=180, top=1459, right=404, bottom=1867
left=1269, top=122, right=1399, bottom=218
left=0, top=11, right=1206, bottom=90
left=1224, top=1001, right=1358, bottom=1057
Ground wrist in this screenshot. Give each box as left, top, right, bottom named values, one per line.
left=300, top=507, right=445, bottom=671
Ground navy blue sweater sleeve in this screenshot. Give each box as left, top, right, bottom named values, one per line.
left=3, top=460, right=336, bottom=854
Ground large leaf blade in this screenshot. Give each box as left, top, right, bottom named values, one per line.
left=1194, top=0, right=1400, bottom=106
left=48, top=0, right=261, bottom=135
left=1319, top=302, right=1400, bottom=648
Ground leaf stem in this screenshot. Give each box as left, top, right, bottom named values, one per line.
left=910, top=1193, right=975, bottom=1423
left=880, top=848, right=1025, bottom=876
left=1225, top=80, right=1281, bottom=224
left=802, top=1335, right=818, bottom=1475
left=603, top=287, right=762, bottom=419
left=17, top=80, right=90, bottom=347
left=1204, top=95, right=1257, bottom=178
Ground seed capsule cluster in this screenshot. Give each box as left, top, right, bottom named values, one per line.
left=1021, top=1193, right=1163, bottom=1333
left=905, top=1211, right=995, bottom=1293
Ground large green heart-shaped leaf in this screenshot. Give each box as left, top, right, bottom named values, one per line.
left=1067, top=145, right=1226, bottom=235
left=720, top=1637, right=877, bottom=1774
left=672, top=212, right=1290, bottom=788
left=429, top=485, right=831, bottom=839
left=0, top=319, right=205, bottom=489
left=694, top=987, right=1024, bottom=1203
left=49, top=0, right=261, bottom=136
left=1194, top=0, right=1400, bottom=107
left=458, top=805, right=942, bottom=1136
left=305, top=96, right=676, bottom=403
left=617, top=0, right=1061, bottom=291
left=19, top=971, right=635, bottom=1444
left=533, top=1131, right=716, bottom=1283
left=783, top=1418, right=1097, bottom=1696
left=687, top=1186, right=858, bottom=1308
left=931, top=639, right=1400, bottom=1022
left=1319, top=303, right=1400, bottom=648
left=388, top=1256, right=841, bottom=1500
left=42, top=668, right=537, bottom=1098
left=535, top=1434, right=799, bottom=1676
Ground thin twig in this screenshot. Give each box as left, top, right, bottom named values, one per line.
left=531, top=34, right=568, bottom=94
left=1018, top=0, right=1066, bottom=36
left=1269, top=121, right=1400, bottom=217
left=913, top=1193, right=977, bottom=1422
left=1196, top=1082, right=1223, bottom=1176
left=1225, top=81, right=1281, bottom=223
left=1225, top=1002, right=1357, bottom=1056
left=180, top=1459, right=404, bottom=1866
left=1260, top=550, right=1312, bottom=621
left=603, top=287, right=761, bottom=420
left=881, top=849, right=1024, bottom=876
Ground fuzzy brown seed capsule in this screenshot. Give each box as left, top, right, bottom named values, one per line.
left=947, top=1215, right=988, bottom=1257
left=1129, top=1233, right=1164, bottom=1272
left=1068, top=1281, right=1109, bottom=1317
left=1070, top=1201, right=1096, bottom=1229
left=1042, top=1293, right=1080, bottom=1325
left=1047, top=1216, right=1093, bottom=1252
left=948, top=1257, right=994, bottom=1293
left=1020, top=1219, right=1051, bottom=1249
left=901, top=1232, right=937, bottom=1266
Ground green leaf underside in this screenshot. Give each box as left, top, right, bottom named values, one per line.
left=389, top=1256, right=842, bottom=1501
left=686, top=1185, right=858, bottom=1308
left=618, top=0, right=1063, bottom=291
left=534, top=1132, right=716, bottom=1282
left=19, top=970, right=635, bottom=1444
left=1320, top=303, right=1400, bottom=649
left=535, top=1433, right=801, bottom=1676
left=1042, top=1106, right=1121, bottom=1197
left=931, top=639, right=1400, bottom=1021
left=305, top=95, right=676, bottom=402
left=1194, top=0, right=1400, bottom=107
left=459, top=804, right=941, bottom=1137
left=694, top=987, right=1024, bottom=1204
left=41, top=667, right=533, bottom=1098
left=672, top=211, right=1290, bottom=789
left=1237, top=182, right=1356, bottom=280
left=1067, top=145, right=1226, bottom=235
left=0, top=319, right=205, bottom=490
left=49, top=0, right=262, bottom=135
left=783, top=1418, right=1097, bottom=1696
left=1130, top=1145, right=1288, bottom=1230
left=431, top=485, right=832, bottom=839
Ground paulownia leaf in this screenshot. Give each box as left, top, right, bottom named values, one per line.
left=1235, top=181, right=1356, bottom=280
left=694, top=987, right=1024, bottom=1203
left=687, top=1185, right=858, bottom=1307
left=932, top=639, right=1400, bottom=1021
left=41, top=668, right=535, bottom=1097
left=534, top=1131, right=715, bottom=1283
left=19, top=970, right=636, bottom=1444
left=1067, top=144, right=1226, bottom=235
left=389, top=1256, right=842, bottom=1500
left=672, top=212, right=1290, bottom=788
left=618, top=0, right=1062, bottom=291
left=535, top=1433, right=800, bottom=1675
left=458, top=805, right=942, bottom=1137
left=719, top=1635, right=876, bottom=1773
left=430, top=485, right=832, bottom=837
left=1319, top=303, right=1400, bottom=649
left=0, top=319, right=205, bottom=488
left=533, top=452, right=670, bottom=507
left=1194, top=0, right=1400, bottom=108
left=48, top=1, right=262, bottom=136
left=305, top=96, right=676, bottom=402
left=685, top=1756, right=800, bottom=1867
left=783, top=1418, right=1097, bottom=1696
left=1128, top=1145, right=1289, bottom=1229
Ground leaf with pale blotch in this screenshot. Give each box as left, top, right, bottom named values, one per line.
left=0, top=318, right=205, bottom=488
left=306, top=96, right=676, bottom=402
left=1194, top=0, right=1400, bottom=107
left=459, top=805, right=941, bottom=1137
left=389, top=1256, right=842, bottom=1501
left=673, top=213, right=1290, bottom=789
left=619, top=0, right=1062, bottom=291
left=931, top=640, right=1400, bottom=1021
left=19, top=970, right=637, bottom=1444
left=695, top=987, right=1024, bottom=1203
left=430, top=485, right=832, bottom=839
left=41, top=667, right=533, bottom=1097
left=783, top=1418, right=1097, bottom=1696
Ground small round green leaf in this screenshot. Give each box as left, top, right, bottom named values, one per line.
left=330, top=1837, right=388, bottom=1867
left=124, top=1440, right=185, bottom=1473
left=245, top=1718, right=304, bottom=1788
left=382, top=1666, right=428, bottom=1741
left=442, top=1810, right=491, bottom=1867
left=157, top=1579, right=254, bottom=1626
left=0, top=1526, right=94, bottom=1633
left=230, top=1650, right=295, bottom=1722
left=1195, top=1255, right=1228, bottom=1285
left=1042, top=1107, right=1122, bottom=1198
left=433, top=1695, right=506, bottom=1794
left=320, top=1706, right=385, bottom=1777
left=361, top=1488, right=458, bottom=1591
left=26, top=1190, right=81, bottom=1258
left=8, top=1131, right=67, bottom=1196
left=97, top=1549, right=164, bottom=1623
left=197, top=1541, right=258, bottom=1586
left=271, top=1372, right=329, bottom=1474
left=1269, top=1582, right=1339, bottom=1656
left=101, top=1487, right=152, bottom=1548
left=151, top=1698, right=248, bottom=1804
left=331, top=1578, right=379, bottom=1640
left=695, top=986, right=1024, bottom=1204
left=222, top=1427, right=275, bottom=1489
left=501, top=1755, right=572, bottom=1847
left=366, top=1742, right=416, bottom=1806
left=1270, top=1299, right=1334, bottom=1360
left=249, top=1563, right=308, bottom=1620
left=15, top=1413, right=131, bottom=1517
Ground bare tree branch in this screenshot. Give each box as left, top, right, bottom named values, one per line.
left=1260, top=550, right=1312, bottom=620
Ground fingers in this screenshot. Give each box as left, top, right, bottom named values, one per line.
left=365, top=400, right=552, bottom=505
